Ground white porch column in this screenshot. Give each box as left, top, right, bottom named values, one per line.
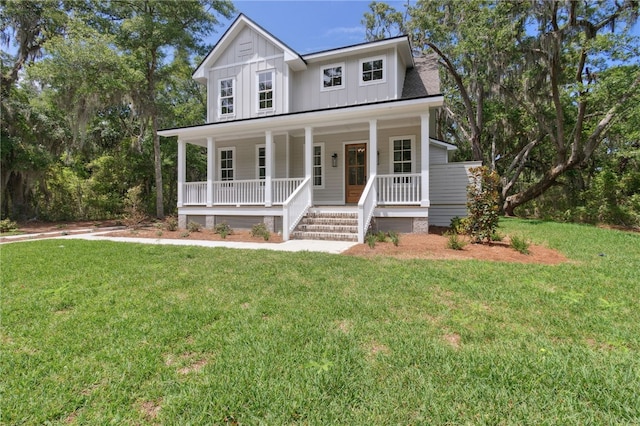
left=305, top=126, right=314, bottom=206
left=206, top=137, right=215, bottom=207
left=285, top=132, right=290, bottom=178
left=420, top=112, right=430, bottom=207
left=177, top=139, right=186, bottom=207
left=265, top=130, right=273, bottom=207
left=369, top=119, right=377, bottom=178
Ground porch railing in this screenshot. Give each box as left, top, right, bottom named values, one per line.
left=376, top=173, right=421, bottom=205
left=357, top=175, right=377, bottom=244
left=282, top=177, right=312, bottom=241
left=182, top=178, right=305, bottom=206
left=184, top=182, right=207, bottom=205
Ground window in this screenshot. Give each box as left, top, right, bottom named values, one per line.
left=257, top=71, right=274, bottom=111
left=256, top=145, right=266, bottom=180
left=321, top=63, right=344, bottom=90
left=313, top=143, right=324, bottom=188
left=390, top=137, right=415, bottom=180
left=219, top=78, right=234, bottom=117
left=219, top=148, right=234, bottom=181
left=360, top=57, right=385, bottom=84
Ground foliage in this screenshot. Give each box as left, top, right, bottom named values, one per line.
left=187, top=220, right=202, bottom=232
left=509, top=234, right=530, bottom=255
left=0, top=218, right=18, bottom=233
left=388, top=230, right=400, bottom=246
left=375, top=231, right=387, bottom=242
left=165, top=216, right=178, bottom=231
left=445, top=231, right=467, bottom=250
left=4, top=220, right=638, bottom=423
left=466, top=166, right=500, bottom=243
left=251, top=222, right=271, bottom=241
left=365, top=232, right=377, bottom=248
left=449, top=216, right=469, bottom=235
left=122, top=185, right=147, bottom=229
left=214, top=222, right=232, bottom=238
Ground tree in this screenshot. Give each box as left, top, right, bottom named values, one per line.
left=97, top=0, right=234, bottom=219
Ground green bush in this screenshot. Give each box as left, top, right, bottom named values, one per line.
left=376, top=231, right=387, bottom=242
left=449, top=216, right=469, bottom=235
left=388, top=231, right=400, bottom=246
left=466, top=166, right=500, bottom=243
left=365, top=233, right=377, bottom=248
left=510, top=234, right=530, bottom=254
left=215, top=222, right=232, bottom=239
left=123, top=185, right=147, bottom=229
left=187, top=221, right=202, bottom=232
left=0, top=218, right=19, bottom=233
left=165, top=216, right=178, bottom=231
left=445, top=231, right=467, bottom=250
left=251, top=223, right=270, bottom=241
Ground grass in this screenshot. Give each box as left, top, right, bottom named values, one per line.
left=1, top=219, right=640, bottom=424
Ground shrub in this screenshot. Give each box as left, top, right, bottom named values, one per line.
left=123, top=185, right=147, bottom=229
left=376, top=231, right=387, bottom=243
left=180, top=231, right=190, bottom=238
left=445, top=231, right=467, bottom=250
left=251, top=223, right=270, bottom=241
left=449, top=216, right=468, bottom=235
left=491, top=231, right=504, bottom=242
left=156, top=230, right=163, bottom=237
left=0, top=218, right=18, bottom=233
left=466, top=166, right=500, bottom=243
left=510, top=234, right=530, bottom=254
left=215, top=222, right=232, bottom=239
left=388, top=231, right=400, bottom=246
left=365, top=233, right=377, bottom=249
left=187, top=221, right=202, bottom=232
left=165, top=216, right=178, bottom=231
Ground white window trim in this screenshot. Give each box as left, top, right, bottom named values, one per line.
left=389, top=136, right=416, bottom=174
left=218, top=77, right=236, bottom=119
left=256, top=144, right=266, bottom=180
left=218, top=147, right=235, bottom=181
left=320, top=62, right=345, bottom=92
left=313, top=142, right=325, bottom=189
left=359, top=55, right=386, bottom=86
left=256, top=69, right=275, bottom=113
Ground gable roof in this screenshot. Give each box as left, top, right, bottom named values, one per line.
left=193, top=14, right=306, bottom=83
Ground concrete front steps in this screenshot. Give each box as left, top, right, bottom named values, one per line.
left=291, top=210, right=359, bottom=241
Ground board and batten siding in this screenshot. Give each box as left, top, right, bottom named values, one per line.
left=291, top=48, right=397, bottom=112
left=209, top=26, right=287, bottom=122
left=429, top=161, right=482, bottom=226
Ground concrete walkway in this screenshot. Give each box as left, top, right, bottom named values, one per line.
left=45, top=231, right=359, bottom=254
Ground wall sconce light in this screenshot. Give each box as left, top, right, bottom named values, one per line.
left=377, top=150, right=380, bottom=165
left=331, top=152, right=338, bottom=167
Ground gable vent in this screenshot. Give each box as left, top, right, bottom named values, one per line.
left=239, top=41, right=253, bottom=57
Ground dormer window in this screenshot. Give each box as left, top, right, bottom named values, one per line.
left=257, top=70, right=274, bottom=111
left=360, top=56, right=385, bottom=85
left=219, top=78, right=235, bottom=117
left=321, top=63, right=344, bottom=91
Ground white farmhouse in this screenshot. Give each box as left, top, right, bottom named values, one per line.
left=158, top=14, right=480, bottom=242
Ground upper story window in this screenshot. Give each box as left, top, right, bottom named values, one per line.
left=257, top=70, right=274, bottom=111
left=219, top=147, right=235, bottom=181
left=219, top=78, right=234, bottom=117
left=360, top=56, right=385, bottom=85
left=390, top=136, right=415, bottom=174
left=321, top=63, right=344, bottom=91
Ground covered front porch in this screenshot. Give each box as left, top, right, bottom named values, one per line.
left=160, top=97, right=446, bottom=243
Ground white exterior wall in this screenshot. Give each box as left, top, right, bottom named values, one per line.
left=291, top=48, right=397, bottom=112
left=209, top=27, right=287, bottom=122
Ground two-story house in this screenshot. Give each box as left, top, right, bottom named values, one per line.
left=158, top=14, right=480, bottom=242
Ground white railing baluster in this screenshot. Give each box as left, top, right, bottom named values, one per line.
left=376, top=173, right=421, bottom=205
left=282, top=177, right=312, bottom=241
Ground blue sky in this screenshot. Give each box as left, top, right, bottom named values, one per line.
left=208, top=0, right=407, bottom=54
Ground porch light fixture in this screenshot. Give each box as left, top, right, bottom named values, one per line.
left=331, top=152, right=338, bottom=167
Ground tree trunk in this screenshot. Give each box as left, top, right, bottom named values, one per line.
left=152, top=113, right=164, bottom=219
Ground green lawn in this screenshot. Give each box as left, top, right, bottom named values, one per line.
left=2, top=219, right=639, bottom=424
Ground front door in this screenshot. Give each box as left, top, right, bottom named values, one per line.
left=345, top=143, right=367, bottom=203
